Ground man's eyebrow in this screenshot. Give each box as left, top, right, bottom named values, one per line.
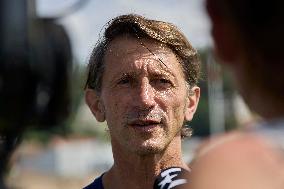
left=152, top=69, right=176, bottom=79
left=110, top=72, right=136, bottom=82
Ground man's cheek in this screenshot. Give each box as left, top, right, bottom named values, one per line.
left=172, top=99, right=186, bottom=120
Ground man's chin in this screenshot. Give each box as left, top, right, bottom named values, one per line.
left=134, top=147, right=164, bottom=156
left=130, top=140, right=167, bottom=156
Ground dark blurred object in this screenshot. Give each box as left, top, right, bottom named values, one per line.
left=0, top=0, right=72, bottom=187
left=153, top=167, right=190, bottom=189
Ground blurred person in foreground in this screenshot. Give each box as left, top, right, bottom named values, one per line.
left=84, top=14, right=201, bottom=189
left=190, top=0, right=284, bottom=189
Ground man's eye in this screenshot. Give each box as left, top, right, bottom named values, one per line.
left=152, top=78, right=173, bottom=88
left=159, top=78, right=171, bottom=84
left=118, top=78, right=130, bottom=85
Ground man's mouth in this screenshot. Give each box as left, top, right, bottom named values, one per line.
left=129, top=120, right=161, bottom=131
left=130, top=119, right=160, bottom=126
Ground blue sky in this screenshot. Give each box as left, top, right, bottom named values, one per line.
left=37, top=0, right=212, bottom=64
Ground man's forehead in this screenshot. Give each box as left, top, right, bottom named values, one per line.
left=104, top=56, right=178, bottom=80
left=106, top=35, right=172, bottom=56
left=102, top=35, right=184, bottom=79
left=106, top=36, right=180, bottom=65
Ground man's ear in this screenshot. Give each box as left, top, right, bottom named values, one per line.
left=206, top=0, right=240, bottom=63
left=85, top=89, right=105, bottom=122
left=184, top=86, right=200, bottom=121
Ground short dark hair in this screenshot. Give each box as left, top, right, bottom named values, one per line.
left=85, top=14, right=201, bottom=137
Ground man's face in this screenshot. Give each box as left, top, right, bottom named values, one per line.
left=87, top=35, right=199, bottom=155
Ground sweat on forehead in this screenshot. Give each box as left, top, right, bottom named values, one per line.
left=106, top=35, right=176, bottom=62
left=103, top=36, right=183, bottom=77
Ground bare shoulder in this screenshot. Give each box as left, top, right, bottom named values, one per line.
left=191, top=132, right=284, bottom=189
left=195, top=131, right=283, bottom=161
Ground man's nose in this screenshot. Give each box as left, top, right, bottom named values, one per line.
left=135, top=79, right=155, bottom=109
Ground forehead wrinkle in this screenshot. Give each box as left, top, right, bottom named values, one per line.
left=109, top=59, right=175, bottom=83
left=105, top=36, right=183, bottom=81
left=149, top=60, right=176, bottom=78
left=131, top=58, right=177, bottom=81
left=135, top=51, right=181, bottom=80
left=139, top=42, right=168, bottom=69
left=142, top=52, right=180, bottom=79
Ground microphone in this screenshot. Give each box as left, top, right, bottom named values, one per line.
left=153, top=167, right=190, bottom=189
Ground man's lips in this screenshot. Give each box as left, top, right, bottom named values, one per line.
left=128, top=120, right=161, bottom=127
left=129, top=120, right=161, bottom=127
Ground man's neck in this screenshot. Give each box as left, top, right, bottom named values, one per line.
left=103, top=136, right=187, bottom=189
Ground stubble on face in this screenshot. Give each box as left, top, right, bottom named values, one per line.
left=100, top=35, right=189, bottom=155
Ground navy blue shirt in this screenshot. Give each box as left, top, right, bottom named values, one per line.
left=83, top=174, right=104, bottom=189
